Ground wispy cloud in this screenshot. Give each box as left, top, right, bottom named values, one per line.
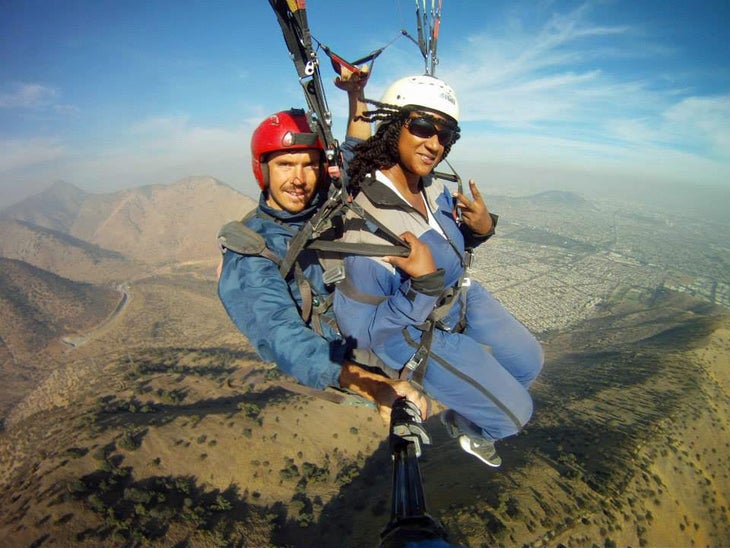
left=125, top=115, right=254, bottom=161
left=49, top=115, right=257, bottom=195
left=429, top=2, right=729, bottom=184
left=662, top=95, right=730, bottom=157
left=443, top=5, right=643, bottom=124
left=0, top=137, right=65, bottom=172
left=0, top=83, right=58, bottom=108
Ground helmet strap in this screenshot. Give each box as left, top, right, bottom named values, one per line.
left=261, top=162, right=269, bottom=189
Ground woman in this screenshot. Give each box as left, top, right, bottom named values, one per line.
left=334, top=75, right=543, bottom=467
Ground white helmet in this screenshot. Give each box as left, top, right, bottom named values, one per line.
left=380, top=75, right=459, bottom=122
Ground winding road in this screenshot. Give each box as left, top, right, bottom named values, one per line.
left=61, top=283, right=130, bottom=348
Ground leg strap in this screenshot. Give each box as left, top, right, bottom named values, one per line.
left=399, top=321, right=435, bottom=388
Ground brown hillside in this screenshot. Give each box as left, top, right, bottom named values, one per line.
left=2, top=177, right=257, bottom=267
left=0, top=258, right=121, bottom=358
left=0, top=271, right=727, bottom=546
left=69, top=176, right=256, bottom=265
left=0, top=258, right=122, bottom=420
left=0, top=180, right=87, bottom=232
left=0, top=219, right=140, bottom=283
left=0, top=180, right=727, bottom=545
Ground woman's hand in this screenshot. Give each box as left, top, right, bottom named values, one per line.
left=454, top=179, right=493, bottom=235
left=384, top=231, right=436, bottom=278
left=334, top=65, right=370, bottom=93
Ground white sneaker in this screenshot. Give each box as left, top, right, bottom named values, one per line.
left=458, top=435, right=502, bottom=468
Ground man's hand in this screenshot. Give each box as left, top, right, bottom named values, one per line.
left=453, top=179, right=493, bottom=235
left=384, top=231, right=436, bottom=278
left=372, top=379, right=429, bottom=425
left=339, top=361, right=428, bottom=425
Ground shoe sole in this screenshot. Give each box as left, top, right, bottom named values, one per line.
left=458, top=435, right=502, bottom=468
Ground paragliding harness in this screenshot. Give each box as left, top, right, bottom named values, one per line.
left=216, top=163, right=481, bottom=387
left=330, top=169, right=481, bottom=388
left=217, top=201, right=410, bottom=339
left=219, top=0, right=477, bottom=387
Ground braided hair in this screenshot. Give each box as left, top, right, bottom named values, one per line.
left=347, top=100, right=460, bottom=191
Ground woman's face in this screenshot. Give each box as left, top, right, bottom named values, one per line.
left=396, top=113, right=455, bottom=177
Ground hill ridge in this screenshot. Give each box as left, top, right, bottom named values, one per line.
left=0, top=176, right=257, bottom=270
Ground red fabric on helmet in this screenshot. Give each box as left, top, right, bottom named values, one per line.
left=250, top=109, right=323, bottom=189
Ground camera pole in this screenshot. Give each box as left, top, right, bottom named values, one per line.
left=379, top=398, right=450, bottom=547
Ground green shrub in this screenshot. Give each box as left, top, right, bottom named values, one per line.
left=118, top=431, right=141, bottom=451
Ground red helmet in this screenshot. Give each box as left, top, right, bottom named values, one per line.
left=251, top=108, right=323, bottom=189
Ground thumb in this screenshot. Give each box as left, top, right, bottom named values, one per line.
left=399, top=231, right=417, bottom=244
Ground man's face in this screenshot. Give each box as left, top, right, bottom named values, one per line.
left=265, top=149, right=322, bottom=213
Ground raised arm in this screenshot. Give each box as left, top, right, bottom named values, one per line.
left=335, top=68, right=371, bottom=141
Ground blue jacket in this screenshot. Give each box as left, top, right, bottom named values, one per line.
left=218, top=192, right=347, bottom=390
left=333, top=171, right=491, bottom=369
left=334, top=172, right=544, bottom=442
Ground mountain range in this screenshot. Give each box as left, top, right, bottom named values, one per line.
left=0, top=176, right=255, bottom=419
left=1, top=176, right=256, bottom=270
left=0, top=178, right=727, bottom=547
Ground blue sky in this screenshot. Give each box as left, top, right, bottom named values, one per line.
left=1, top=0, right=729, bottom=209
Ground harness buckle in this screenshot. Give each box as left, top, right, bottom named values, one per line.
left=322, top=264, right=346, bottom=285
left=464, top=250, right=474, bottom=268
left=400, top=345, right=429, bottom=380
left=435, top=320, right=452, bottom=332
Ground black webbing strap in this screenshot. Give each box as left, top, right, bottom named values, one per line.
left=268, top=0, right=347, bottom=192
left=398, top=282, right=468, bottom=387
left=279, top=193, right=411, bottom=279
left=306, top=239, right=409, bottom=258
left=294, top=262, right=313, bottom=324
left=226, top=209, right=321, bottom=327
left=337, top=278, right=388, bottom=306
left=278, top=193, right=344, bottom=278
left=400, top=321, right=435, bottom=389
left=338, top=275, right=467, bottom=389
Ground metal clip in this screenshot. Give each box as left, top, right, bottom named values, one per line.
left=400, top=346, right=428, bottom=380
left=322, top=264, right=346, bottom=285
left=304, top=59, right=317, bottom=76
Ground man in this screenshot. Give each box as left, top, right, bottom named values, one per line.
left=218, top=81, right=426, bottom=423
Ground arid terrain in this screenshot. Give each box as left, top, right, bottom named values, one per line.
left=0, top=179, right=728, bottom=547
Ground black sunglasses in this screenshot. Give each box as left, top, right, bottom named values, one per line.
left=405, top=117, right=457, bottom=146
